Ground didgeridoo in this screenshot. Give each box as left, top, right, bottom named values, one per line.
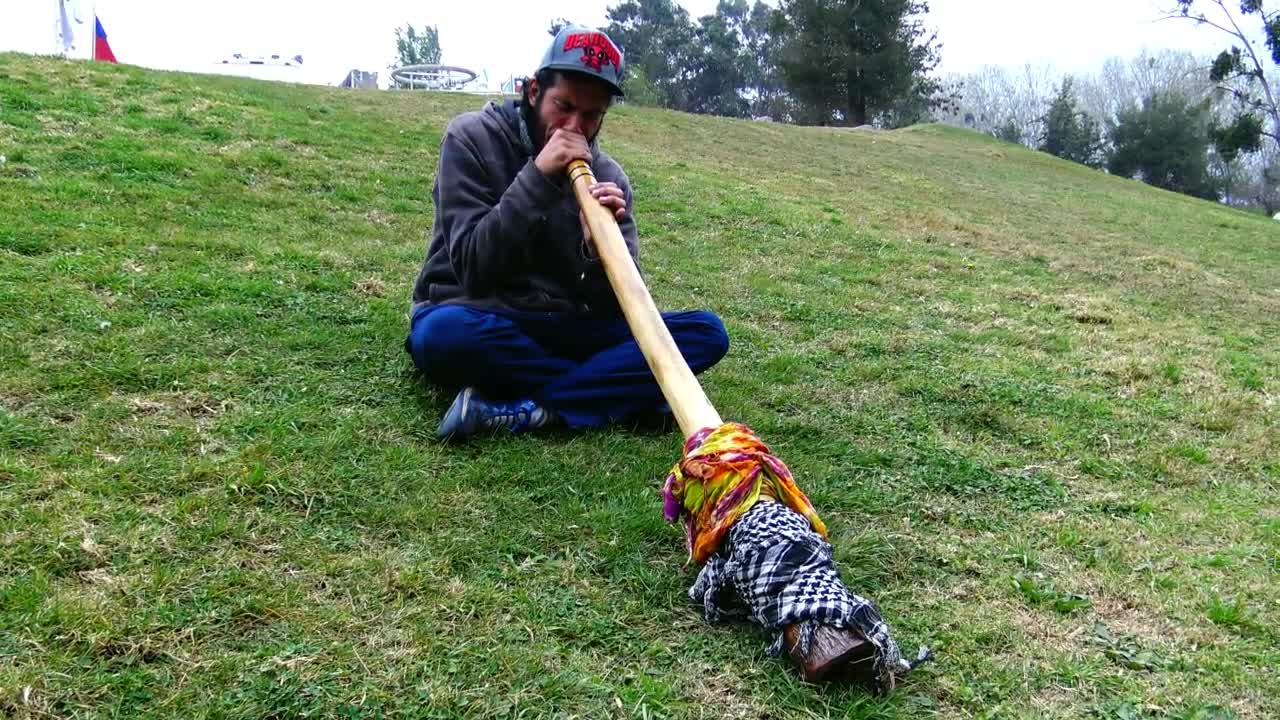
left=566, top=160, right=721, bottom=437
left=565, top=159, right=923, bottom=692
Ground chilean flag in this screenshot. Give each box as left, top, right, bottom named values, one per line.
left=94, top=17, right=117, bottom=63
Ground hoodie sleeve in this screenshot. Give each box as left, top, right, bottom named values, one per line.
left=616, top=171, right=640, bottom=263
left=585, top=156, right=639, bottom=264
left=435, top=126, right=563, bottom=297
left=572, top=159, right=641, bottom=313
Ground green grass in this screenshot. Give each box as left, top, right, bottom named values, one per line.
left=1, top=54, right=1277, bottom=719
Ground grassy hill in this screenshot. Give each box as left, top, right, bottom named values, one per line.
left=1, top=53, right=1276, bottom=719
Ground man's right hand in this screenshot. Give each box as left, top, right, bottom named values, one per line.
left=535, top=128, right=592, bottom=177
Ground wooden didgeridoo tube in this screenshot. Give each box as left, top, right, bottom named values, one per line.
left=566, top=159, right=722, bottom=439
left=567, top=160, right=879, bottom=687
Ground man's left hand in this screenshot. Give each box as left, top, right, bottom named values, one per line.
left=580, top=181, right=627, bottom=245
left=589, top=182, right=626, bottom=219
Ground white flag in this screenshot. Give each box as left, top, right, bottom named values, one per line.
left=58, top=0, right=76, bottom=54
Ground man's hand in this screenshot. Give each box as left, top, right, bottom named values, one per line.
left=579, top=181, right=627, bottom=247
left=587, top=182, right=626, bottom=220
left=535, top=128, right=592, bottom=177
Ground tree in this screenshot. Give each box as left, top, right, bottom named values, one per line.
left=1169, top=1, right=1279, bottom=159
left=994, top=119, right=1024, bottom=144
left=686, top=2, right=755, bottom=117
left=548, top=18, right=577, bottom=36
left=936, top=63, right=1056, bottom=145
left=879, top=75, right=959, bottom=128
left=741, top=1, right=789, bottom=118
left=1222, top=141, right=1280, bottom=212
left=620, top=64, right=665, bottom=106
left=604, top=0, right=782, bottom=118
left=1109, top=92, right=1220, bottom=200
left=1040, top=77, right=1104, bottom=167
left=605, top=0, right=701, bottom=110
left=1075, top=49, right=1211, bottom=128
left=773, top=0, right=946, bottom=127
left=393, top=23, right=441, bottom=67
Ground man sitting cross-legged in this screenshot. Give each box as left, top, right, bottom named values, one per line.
left=405, top=27, right=729, bottom=440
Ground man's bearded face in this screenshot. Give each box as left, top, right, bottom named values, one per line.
left=528, top=72, right=611, bottom=149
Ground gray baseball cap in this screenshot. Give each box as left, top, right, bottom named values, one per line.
left=537, top=26, right=625, bottom=97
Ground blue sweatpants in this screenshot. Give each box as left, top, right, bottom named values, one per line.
left=406, top=304, right=730, bottom=428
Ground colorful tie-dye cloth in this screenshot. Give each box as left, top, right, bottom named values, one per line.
left=662, top=422, right=827, bottom=566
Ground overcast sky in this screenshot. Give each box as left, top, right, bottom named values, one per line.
left=1, top=1, right=1240, bottom=89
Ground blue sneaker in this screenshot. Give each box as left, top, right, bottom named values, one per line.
left=435, top=387, right=558, bottom=441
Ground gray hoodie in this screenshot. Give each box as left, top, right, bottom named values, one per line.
left=410, top=99, right=639, bottom=317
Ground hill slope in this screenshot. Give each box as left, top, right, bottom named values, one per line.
left=1, top=54, right=1277, bottom=719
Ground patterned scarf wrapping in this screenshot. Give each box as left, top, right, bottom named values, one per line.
left=689, top=500, right=931, bottom=693
left=662, top=422, right=827, bottom=566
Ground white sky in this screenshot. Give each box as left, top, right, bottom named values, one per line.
left=0, top=1, right=1241, bottom=89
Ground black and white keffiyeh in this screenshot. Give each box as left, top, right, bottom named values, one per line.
left=688, top=499, right=930, bottom=691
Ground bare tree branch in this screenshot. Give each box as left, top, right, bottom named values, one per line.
left=1214, top=82, right=1268, bottom=107
left=1156, top=12, right=1246, bottom=40
left=1168, top=1, right=1280, bottom=149
left=1215, top=1, right=1280, bottom=135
